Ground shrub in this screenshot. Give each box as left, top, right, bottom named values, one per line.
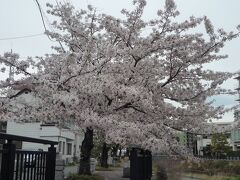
left=67, top=174, right=104, bottom=180
left=66, top=162, right=77, bottom=166
left=182, top=160, right=240, bottom=176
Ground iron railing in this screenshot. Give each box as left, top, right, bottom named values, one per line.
left=0, top=132, right=58, bottom=180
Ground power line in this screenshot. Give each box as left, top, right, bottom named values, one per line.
left=34, top=0, right=53, bottom=40
left=34, top=0, right=65, bottom=52
left=41, top=6, right=56, bottom=32
left=0, top=33, right=44, bottom=41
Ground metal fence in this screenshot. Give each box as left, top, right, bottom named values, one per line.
left=0, top=132, right=58, bottom=180
left=14, top=151, right=47, bottom=180
left=195, top=155, right=240, bottom=161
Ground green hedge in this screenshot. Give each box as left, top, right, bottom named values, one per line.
left=67, top=174, right=104, bottom=180
left=183, top=161, right=240, bottom=175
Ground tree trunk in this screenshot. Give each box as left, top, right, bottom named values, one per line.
left=79, top=128, right=94, bottom=175
left=111, top=144, right=119, bottom=158
left=100, top=142, right=109, bottom=168
left=126, top=148, right=130, bottom=157
left=119, top=147, right=122, bottom=158
left=157, top=168, right=168, bottom=180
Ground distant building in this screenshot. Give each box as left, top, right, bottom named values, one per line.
left=231, top=129, right=240, bottom=151
left=197, top=122, right=233, bottom=155
left=197, top=133, right=233, bottom=156
left=196, top=74, right=240, bottom=154
left=234, top=74, right=240, bottom=121
left=176, top=131, right=198, bottom=155
left=231, top=74, right=240, bottom=150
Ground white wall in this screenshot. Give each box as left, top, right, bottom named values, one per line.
left=7, top=121, right=45, bottom=150
left=7, top=121, right=83, bottom=162
left=61, top=129, right=75, bottom=140
left=40, top=126, right=60, bottom=137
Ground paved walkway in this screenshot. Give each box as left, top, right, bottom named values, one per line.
left=95, top=167, right=129, bottom=180
left=95, top=168, right=201, bottom=180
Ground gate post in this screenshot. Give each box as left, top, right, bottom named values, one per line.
left=130, top=148, right=136, bottom=180
left=130, top=148, right=143, bottom=180
left=0, top=140, right=16, bottom=180
left=45, top=144, right=56, bottom=180
left=130, top=148, right=152, bottom=180
left=145, top=150, right=152, bottom=180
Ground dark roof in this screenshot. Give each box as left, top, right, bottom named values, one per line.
left=234, top=75, right=240, bottom=80
left=9, top=88, right=32, bottom=99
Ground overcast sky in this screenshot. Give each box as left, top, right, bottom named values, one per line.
left=0, top=0, right=239, bottom=121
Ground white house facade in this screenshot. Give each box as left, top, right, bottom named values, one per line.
left=7, top=121, right=83, bottom=163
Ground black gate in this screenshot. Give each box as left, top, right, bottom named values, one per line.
left=130, top=148, right=152, bottom=180
left=0, top=132, right=58, bottom=180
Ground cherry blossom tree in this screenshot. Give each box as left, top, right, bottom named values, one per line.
left=1, top=0, right=240, bottom=175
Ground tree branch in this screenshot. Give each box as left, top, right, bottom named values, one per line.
left=0, top=57, right=32, bottom=76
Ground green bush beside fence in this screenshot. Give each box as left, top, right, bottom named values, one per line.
left=67, top=174, right=104, bottom=180
left=183, top=160, right=240, bottom=176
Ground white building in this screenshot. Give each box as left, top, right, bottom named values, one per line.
left=7, top=121, right=83, bottom=163
left=232, top=74, right=240, bottom=150
left=196, top=122, right=233, bottom=155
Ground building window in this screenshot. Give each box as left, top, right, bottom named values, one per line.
left=74, top=145, right=76, bottom=156
left=63, top=142, right=65, bottom=155
left=203, top=135, right=208, bottom=139
left=0, top=122, right=7, bottom=133
left=225, top=133, right=231, bottom=139
left=67, top=143, right=72, bottom=155
left=59, top=141, right=62, bottom=152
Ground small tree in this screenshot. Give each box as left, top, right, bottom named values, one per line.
left=211, top=133, right=232, bottom=156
